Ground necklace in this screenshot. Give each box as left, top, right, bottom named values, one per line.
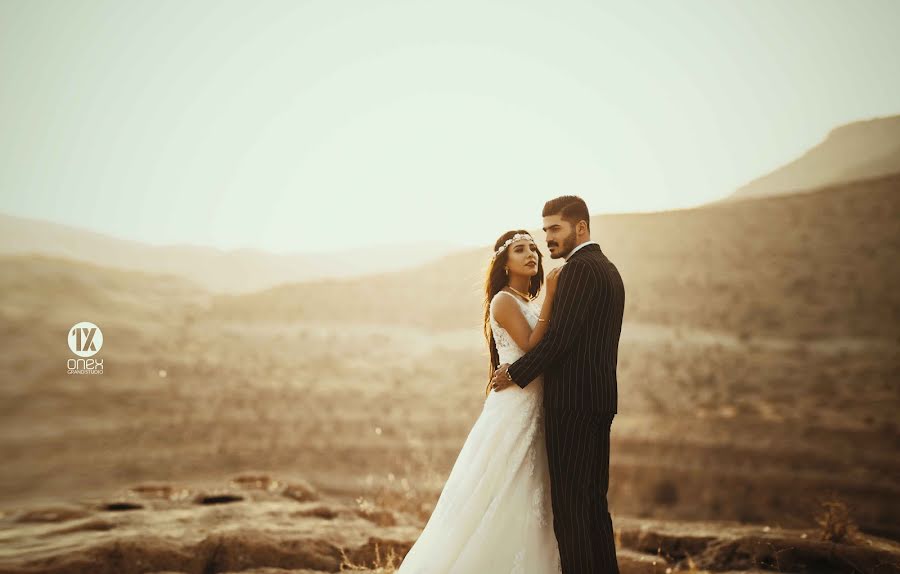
left=505, top=285, right=533, bottom=301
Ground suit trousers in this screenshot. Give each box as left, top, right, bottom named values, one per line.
left=545, top=409, right=619, bottom=574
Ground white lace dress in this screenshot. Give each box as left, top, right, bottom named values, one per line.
left=397, top=292, right=561, bottom=574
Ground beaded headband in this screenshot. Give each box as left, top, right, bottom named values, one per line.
left=493, top=233, right=536, bottom=259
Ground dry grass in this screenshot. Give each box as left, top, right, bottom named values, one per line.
left=353, top=443, right=450, bottom=525
left=338, top=542, right=402, bottom=572
left=816, top=498, right=861, bottom=543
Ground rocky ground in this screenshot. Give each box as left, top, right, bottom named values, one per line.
left=0, top=474, right=898, bottom=574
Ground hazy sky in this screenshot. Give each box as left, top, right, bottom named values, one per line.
left=2, top=0, right=898, bottom=253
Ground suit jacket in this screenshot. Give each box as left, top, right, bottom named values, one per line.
left=507, top=243, right=625, bottom=414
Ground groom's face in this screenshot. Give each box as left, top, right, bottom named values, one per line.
left=542, top=214, right=577, bottom=259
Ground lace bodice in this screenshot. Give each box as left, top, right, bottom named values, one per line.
left=489, top=291, right=541, bottom=364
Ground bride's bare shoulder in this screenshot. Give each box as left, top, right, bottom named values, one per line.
left=490, top=290, right=518, bottom=308
left=490, top=291, right=524, bottom=323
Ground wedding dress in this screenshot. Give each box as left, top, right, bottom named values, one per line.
left=397, top=291, right=561, bottom=573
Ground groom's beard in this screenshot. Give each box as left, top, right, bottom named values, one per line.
left=549, top=229, right=578, bottom=259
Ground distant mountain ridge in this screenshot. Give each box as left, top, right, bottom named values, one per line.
left=210, top=173, right=900, bottom=341
left=727, top=115, right=900, bottom=201
left=4, top=115, right=899, bottom=296
left=0, top=213, right=455, bottom=294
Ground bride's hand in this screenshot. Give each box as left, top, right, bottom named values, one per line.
left=545, top=266, right=562, bottom=297
left=491, top=363, right=513, bottom=391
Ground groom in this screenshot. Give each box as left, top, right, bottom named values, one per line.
left=491, top=195, right=625, bottom=574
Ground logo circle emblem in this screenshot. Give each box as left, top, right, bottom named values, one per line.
left=68, top=322, right=103, bottom=357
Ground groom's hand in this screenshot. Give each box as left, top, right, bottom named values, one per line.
left=491, top=363, right=514, bottom=392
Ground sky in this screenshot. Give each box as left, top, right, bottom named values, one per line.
left=1, top=0, right=899, bottom=253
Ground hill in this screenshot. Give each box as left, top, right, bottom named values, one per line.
left=727, top=115, right=900, bottom=201
left=213, top=173, right=900, bottom=341
left=0, top=213, right=454, bottom=294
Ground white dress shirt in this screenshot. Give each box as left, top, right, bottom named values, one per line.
left=564, top=240, right=598, bottom=260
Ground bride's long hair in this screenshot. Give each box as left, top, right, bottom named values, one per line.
left=483, top=229, right=545, bottom=396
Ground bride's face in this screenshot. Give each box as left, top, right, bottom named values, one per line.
left=506, top=240, right=540, bottom=279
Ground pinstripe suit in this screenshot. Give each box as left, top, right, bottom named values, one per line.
left=507, top=242, right=625, bottom=574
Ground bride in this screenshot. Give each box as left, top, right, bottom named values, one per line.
left=397, top=230, right=562, bottom=573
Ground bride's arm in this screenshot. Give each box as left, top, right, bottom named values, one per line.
left=492, top=275, right=559, bottom=352
left=528, top=292, right=555, bottom=348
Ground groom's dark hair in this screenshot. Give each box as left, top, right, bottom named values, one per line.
left=542, top=195, right=591, bottom=231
